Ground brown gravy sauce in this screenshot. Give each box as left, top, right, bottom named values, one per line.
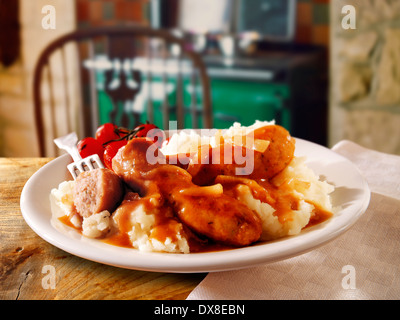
left=103, top=191, right=183, bottom=248
left=58, top=214, right=79, bottom=230
left=216, top=176, right=332, bottom=228
left=60, top=171, right=333, bottom=253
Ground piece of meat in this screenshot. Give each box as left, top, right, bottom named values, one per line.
left=250, top=125, right=295, bottom=179
left=186, top=143, right=248, bottom=186
left=112, top=137, right=166, bottom=194
left=169, top=189, right=262, bottom=246
left=112, top=138, right=262, bottom=246
left=187, top=125, right=295, bottom=185
left=73, top=168, right=124, bottom=218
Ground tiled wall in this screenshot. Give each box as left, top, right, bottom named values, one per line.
left=296, top=0, right=330, bottom=48
left=76, top=0, right=149, bottom=28
left=75, top=0, right=330, bottom=48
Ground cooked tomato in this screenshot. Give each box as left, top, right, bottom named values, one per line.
left=95, top=123, right=121, bottom=146
left=77, top=137, right=104, bottom=162
left=103, top=140, right=128, bottom=170
left=134, top=123, right=164, bottom=148
left=134, top=123, right=158, bottom=137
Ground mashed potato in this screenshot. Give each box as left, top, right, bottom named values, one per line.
left=234, top=157, right=334, bottom=241
left=50, top=181, right=190, bottom=253
left=82, top=211, right=111, bottom=238
left=50, top=180, right=82, bottom=228
left=50, top=121, right=334, bottom=253
left=160, top=120, right=276, bottom=156
left=50, top=180, right=112, bottom=238
left=113, top=202, right=190, bottom=253
left=237, top=186, right=314, bottom=240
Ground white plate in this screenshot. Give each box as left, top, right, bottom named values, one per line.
left=20, top=139, right=370, bottom=273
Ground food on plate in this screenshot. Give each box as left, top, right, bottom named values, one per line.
left=186, top=124, right=295, bottom=185
left=112, top=138, right=262, bottom=246
left=76, top=121, right=164, bottom=170
left=103, top=140, right=128, bottom=170
left=95, top=122, right=120, bottom=145
left=50, top=120, right=335, bottom=253
left=77, top=137, right=105, bottom=163
left=73, top=168, right=124, bottom=218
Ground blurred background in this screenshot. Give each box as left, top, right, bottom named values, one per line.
left=0, top=0, right=399, bottom=157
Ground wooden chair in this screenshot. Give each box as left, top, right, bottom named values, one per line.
left=33, top=26, right=212, bottom=157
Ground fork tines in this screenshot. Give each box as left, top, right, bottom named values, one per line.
left=67, top=154, right=104, bottom=180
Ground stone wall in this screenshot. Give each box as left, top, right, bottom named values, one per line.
left=330, top=0, right=400, bottom=155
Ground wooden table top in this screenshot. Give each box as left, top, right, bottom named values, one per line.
left=0, top=158, right=205, bottom=300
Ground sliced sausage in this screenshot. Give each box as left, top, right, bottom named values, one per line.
left=73, top=168, right=124, bottom=218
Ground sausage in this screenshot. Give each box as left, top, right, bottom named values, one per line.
left=73, top=168, right=124, bottom=218
left=112, top=137, right=166, bottom=194
left=112, top=138, right=262, bottom=246
left=187, top=125, right=295, bottom=185
left=250, top=125, right=295, bottom=179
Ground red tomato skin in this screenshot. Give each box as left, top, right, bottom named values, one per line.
left=135, top=124, right=164, bottom=147
left=95, top=123, right=120, bottom=145
left=134, top=124, right=158, bottom=138
left=103, top=140, right=128, bottom=170
left=77, top=137, right=104, bottom=162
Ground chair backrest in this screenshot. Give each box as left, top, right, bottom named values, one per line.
left=33, top=26, right=212, bottom=157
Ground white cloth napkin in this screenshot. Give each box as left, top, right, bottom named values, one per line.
left=187, top=140, right=400, bottom=300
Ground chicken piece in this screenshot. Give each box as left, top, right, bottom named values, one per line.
left=187, top=125, right=295, bottom=185
left=170, top=188, right=262, bottom=246
left=73, top=168, right=124, bottom=218
left=112, top=138, right=262, bottom=246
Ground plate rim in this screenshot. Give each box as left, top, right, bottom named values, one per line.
left=20, top=138, right=371, bottom=273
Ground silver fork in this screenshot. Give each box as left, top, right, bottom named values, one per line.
left=54, top=132, right=104, bottom=180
